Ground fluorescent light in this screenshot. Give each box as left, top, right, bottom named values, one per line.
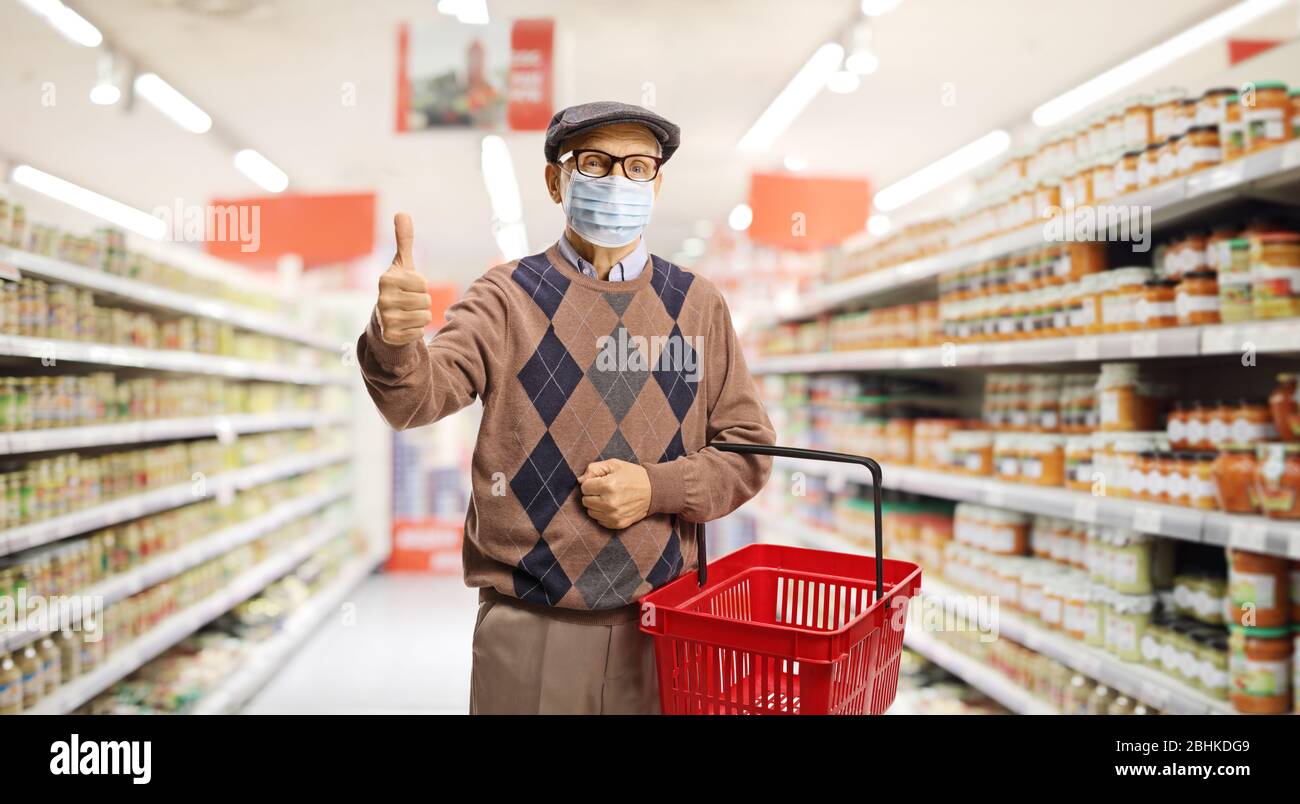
left=860, top=0, right=903, bottom=16
left=845, top=49, right=880, bottom=75
left=11, top=165, right=166, bottom=239
left=737, top=42, right=843, bottom=152
left=827, top=70, right=861, bottom=94
left=1032, top=0, right=1288, bottom=127
left=89, top=81, right=120, bottom=105
left=728, top=203, right=753, bottom=232
left=234, top=149, right=289, bottom=193
left=18, top=0, right=102, bottom=47
left=134, top=73, right=212, bottom=134
left=437, top=0, right=489, bottom=24
left=873, top=129, right=1011, bottom=212
left=481, top=135, right=528, bottom=257
left=783, top=154, right=808, bottom=172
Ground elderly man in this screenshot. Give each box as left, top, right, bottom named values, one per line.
left=357, top=101, right=774, bottom=715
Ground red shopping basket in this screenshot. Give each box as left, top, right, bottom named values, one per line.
left=640, top=443, right=922, bottom=715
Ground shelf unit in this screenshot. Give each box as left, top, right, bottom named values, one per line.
left=753, top=319, right=1300, bottom=374
left=0, top=411, right=347, bottom=456
left=755, top=512, right=1233, bottom=715
left=24, top=520, right=355, bottom=715
left=772, top=456, right=1300, bottom=560
left=190, top=547, right=383, bottom=715
left=0, top=446, right=350, bottom=557
left=765, top=141, right=1300, bottom=325
left=903, top=627, right=1059, bottom=715
left=0, top=483, right=351, bottom=654
left=0, top=334, right=346, bottom=386
left=0, top=245, right=343, bottom=353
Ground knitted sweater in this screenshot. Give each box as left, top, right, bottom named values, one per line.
left=357, top=244, right=775, bottom=618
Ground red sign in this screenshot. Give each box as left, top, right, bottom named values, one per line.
left=747, top=172, right=872, bottom=252
left=507, top=19, right=555, bottom=131
left=204, top=192, right=375, bottom=268
left=388, top=518, right=463, bottom=575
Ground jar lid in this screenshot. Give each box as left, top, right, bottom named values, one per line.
left=1185, top=124, right=1217, bottom=135
left=1252, top=81, right=1288, bottom=91
left=1182, top=270, right=1216, bottom=280
left=1144, top=278, right=1178, bottom=288
left=1201, top=87, right=1236, bottom=98
left=1228, top=624, right=1290, bottom=638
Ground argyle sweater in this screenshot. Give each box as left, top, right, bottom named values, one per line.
left=357, top=244, right=774, bottom=619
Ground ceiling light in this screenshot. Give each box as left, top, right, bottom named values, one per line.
left=17, top=0, right=102, bottom=47
left=867, top=214, right=892, bottom=236
left=1032, top=0, right=1288, bottom=127
left=783, top=154, right=808, bottom=172
left=737, top=42, right=844, bottom=152
left=481, top=135, right=528, bottom=257
left=827, top=70, right=861, bottom=94
left=437, top=0, right=489, bottom=24
left=11, top=165, right=166, bottom=239
left=90, top=51, right=121, bottom=105
left=234, top=149, right=289, bottom=193
left=860, top=0, right=903, bottom=17
left=845, top=49, right=880, bottom=75
left=134, top=73, right=212, bottom=134
left=873, top=129, right=1011, bottom=212
left=728, top=203, right=753, bottom=232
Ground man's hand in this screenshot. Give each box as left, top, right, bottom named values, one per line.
left=377, top=212, right=433, bottom=346
left=578, top=459, right=651, bottom=530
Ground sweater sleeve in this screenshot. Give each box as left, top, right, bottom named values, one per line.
left=356, top=275, right=507, bottom=431
left=642, top=289, right=775, bottom=521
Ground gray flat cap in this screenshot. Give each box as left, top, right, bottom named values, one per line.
left=544, top=101, right=680, bottom=164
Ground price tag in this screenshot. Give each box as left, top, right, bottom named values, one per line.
left=1201, top=326, right=1238, bottom=354
left=1133, top=506, right=1163, bottom=534
left=1074, top=338, right=1099, bottom=361
left=1073, top=498, right=1098, bottom=523
left=1130, top=332, right=1159, bottom=358
left=1229, top=520, right=1268, bottom=552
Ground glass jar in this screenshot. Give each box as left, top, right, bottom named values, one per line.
left=1178, top=125, right=1221, bottom=175
left=1244, top=81, right=1291, bottom=153
left=1137, top=142, right=1161, bottom=188
left=1250, top=231, right=1300, bottom=320
left=1065, top=435, right=1093, bottom=492
left=1020, top=434, right=1065, bottom=486
left=1190, top=451, right=1219, bottom=510
left=1115, top=149, right=1141, bottom=195
left=1270, top=373, right=1300, bottom=442
left=1201, top=631, right=1231, bottom=701
left=1212, top=443, right=1260, bottom=513
left=1124, top=96, right=1154, bottom=150
left=1100, top=268, right=1154, bottom=332
left=1136, top=279, right=1178, bottom=328
left=949, top=430, right=993, bottom=475
left=1175, top=270, right=1220, bottom=325
left=1110, top=530, right=1154, bottom=595
left=1255, top=442, right=1300, bottom=520
left=1109, top=594, right=1155, bottom=662
left=1232, top=399, right=1277, bottom=445
left=1218, top=237, right=1253, bottom=322
left=1207, top=399, right=1234, bottom=451
left=1222, top=94, right=1246, bottom=161
left=1228, top=625, right=1292, bottom=714
left=1158, top=135, right=1181, bottom=181
left=1229, top=548, right=1289, bottom=628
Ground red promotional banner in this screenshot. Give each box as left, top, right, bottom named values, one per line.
left=204, top=192, right=375, bottom=268
left=747, top=172, right=872, bottom=252
left=507, top=19, right=555, bottom=131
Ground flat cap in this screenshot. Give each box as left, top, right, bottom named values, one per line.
left=544, top=101, right=680, bottom=164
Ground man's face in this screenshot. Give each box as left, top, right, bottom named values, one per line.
left=545, top=122, right=663, bottom=207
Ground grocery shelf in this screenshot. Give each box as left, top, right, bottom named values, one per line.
left=766, top=141, right=1300, bottom=324
left=753, top=514, right=1234, bottom=715
left=24, top=521, right=350, bottom=715
left=0, top=245, right=344, bottom=353
left=903, top=628, right=1059, bottom=715
left=772, top=456, right=1300, bottom=559
left=0, top=334, right=347, bottom=386
left=191, top=547, right=384, bottom=715
left=0, top=482, right=352, bottom=654
left=0, top=410, right=347, bottom=456
left=0, top=446, right=352, bottom=557
left=751, top=319, right=1300, bottom=374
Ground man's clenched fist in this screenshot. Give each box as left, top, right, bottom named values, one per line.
left=578, top=459, right=652, bottom=530
left=377, top=212, right=433, bottom=346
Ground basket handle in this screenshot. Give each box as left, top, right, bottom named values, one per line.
left=694, top=443, right=885, bottom=603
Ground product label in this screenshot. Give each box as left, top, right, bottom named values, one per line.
left=1135, top=299, right=1177, bottom=323
left=1230, top=569, right=1278, bottom=609
left=1141, top=633, right=1162, bottom=663
left=1200, top=661, right=1229, bottom=693
left=1147, top=469, right=1166, bottom=497
left=1022, top=456, right=1043, bottom=480
left=1230, top=654, right=1290, bottom=697
left=1230, top=419, right=1268, bottom=444
left=1041, top=596, right=1062, bottom=625
left=1175, top=292, right=1221, bottom=318
left=1253, top=265, right=1300, bottom=295
left=1244, top=107, right=1286, bottom=143
left=1113, top=551, right=1139, bottom=587
left=0, top=680, right=19, bottom=710
left=1101, top=390, right=1120, bottom=426
left=1112, top=618, right=1138, bottom=656
left=1208, top=418, right=1230, bottom=446
left=1160, top=641, right=1180, bottom=672
left=1167, top=417, right=1187, bottom=444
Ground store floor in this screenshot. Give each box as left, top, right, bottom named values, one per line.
left=244, top=573, right=479, bottom=715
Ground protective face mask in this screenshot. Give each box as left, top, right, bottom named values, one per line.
left=560, top=168, right=655, bottom=248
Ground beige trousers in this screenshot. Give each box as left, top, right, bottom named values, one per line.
left=469, top=590, right=660, bottom=715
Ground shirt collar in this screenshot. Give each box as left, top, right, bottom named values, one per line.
left=556, top=234, right=647, bottom=282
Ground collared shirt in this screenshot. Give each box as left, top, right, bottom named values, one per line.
left=556, top=234, right=647, bottom=282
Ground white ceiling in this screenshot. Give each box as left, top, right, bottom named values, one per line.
left=0, top=0, right=1284, bottom=286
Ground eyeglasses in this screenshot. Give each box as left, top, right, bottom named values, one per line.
left=559, top=149, right=663, bottom=182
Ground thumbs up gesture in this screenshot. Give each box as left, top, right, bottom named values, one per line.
left=377, top=212, right=433, bottom=346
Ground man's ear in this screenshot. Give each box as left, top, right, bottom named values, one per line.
left=545, top=163, right=563, bottom=204
left=653, top=169, right=663, bottom=199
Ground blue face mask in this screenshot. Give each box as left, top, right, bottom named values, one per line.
left=561, top=168, right=655, bottom=248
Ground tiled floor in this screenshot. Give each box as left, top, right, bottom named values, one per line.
left=244, top=573, right=479, bottom=714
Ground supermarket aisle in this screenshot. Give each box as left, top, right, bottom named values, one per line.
left=244, top=573, right=479, bottom=714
